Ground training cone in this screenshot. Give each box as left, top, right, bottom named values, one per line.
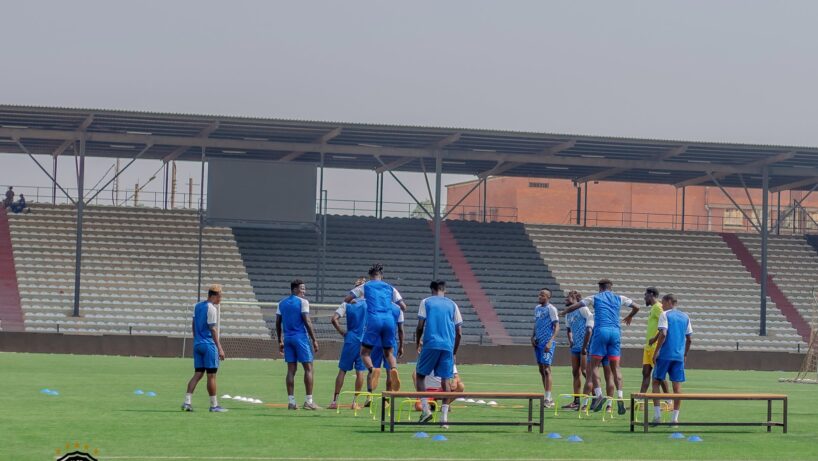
left=466, top=398, right=475, bottom=403
left=567, top=435, right=583, bottom=442
left=222, top=394, right=232, bottom=399
left=688, top=435, right=703, bottom=442
left=432, top=435, right=448, bottom=441
left=476, top=400, right=486, bottom=404
left=455, top=398, right=466, bottom=402
left=40, top=388, right=51, bottom=394
left=234, top=396, right=243, bottom=400
left=487, top=401, right=498, bottom=406
left=134, top=389, right=144, bottom=395
left=146, top=391, right=157, bottom=397
left=547, top=432, right=562, bottom=439
left=48, top=390, right=60, bottom=396
left=670, top=432, right=685, bottom=439
left=414, top=432, right=429, bottom=438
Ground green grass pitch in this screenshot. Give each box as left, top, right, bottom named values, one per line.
left=2, top=352, right=815, bottom=460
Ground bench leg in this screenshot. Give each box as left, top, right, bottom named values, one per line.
left=630, top=395, right=634, bottom=432
left=381, top=394, right=386, bottom=432
left=784, top=397, right=787, bottom=434
left=528, top=398, right=533, bottom=433
left=539, top=397, right=545, bottom=433
left=643, top=397, right=649, bottom=433
left=767, top=399, right=772, bottom=433
left=390, top=396, right=397, bottom=433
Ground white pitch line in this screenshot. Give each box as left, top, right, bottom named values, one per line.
left=103, top=457, right=759, bottom=461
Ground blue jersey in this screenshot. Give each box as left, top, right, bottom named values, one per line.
left=657, top=309, right=693, bottom=361
left=534, top=304, right=559, bottom=344
left=277, top=294, right=310, bottom=339
left=350, top=280, right=402, bottom=317
left=418, top=295, right=463, bottom=351
left=581, top=291, right=634, bottom=330
left=192, top=301, right=218, bottom=345
left=566, top=306, right=594, bottom=350
left=336, top=298, right=367, bottom=342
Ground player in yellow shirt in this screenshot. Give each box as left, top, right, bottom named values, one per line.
left=641, top=287, right=669, bottom=393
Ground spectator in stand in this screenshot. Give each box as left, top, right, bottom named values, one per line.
left=3, top=186, right=13, bottom=209
left=10, top=194, right=27, bottom=214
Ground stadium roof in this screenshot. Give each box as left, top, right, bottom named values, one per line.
left=1, top=104, right=818, bottom=191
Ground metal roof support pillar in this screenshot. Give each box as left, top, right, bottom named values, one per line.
left=575, top=183, right=581, bottom=225
left=71, top=136, right=86, bottom=317
left=375, top=157, right=432, bottom=218
left=482, top=177, right=488, bottom=223
left=776, top=191, right=781, bottom=236
left=52, top=156, right=57, bottom=204
left=433, top=150, right=442, bottom=280
left=760, top=167, right=769, bottom=336
left=374, top=172, right=380, bottom=218
left=196, top=146, right=206, bottom=303
left=681, top=186, right=686, bottom=232
left=163, top=162, right=169, bottom=210
left=583, top=182, right=588, bottom=227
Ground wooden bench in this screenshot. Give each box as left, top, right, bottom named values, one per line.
left=630, top=393, right=788, bottom=433
left=380, top=391, right=544, bottom=433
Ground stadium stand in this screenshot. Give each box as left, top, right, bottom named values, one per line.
left=233, top=215, right=490, bottom=344
left=444, top=220, right=564, bottom=345
left=524, top=224, right=806, bottom=352
left=736, top=233, right=816, bottom=340
left=6, top=204, right=268, bottom=337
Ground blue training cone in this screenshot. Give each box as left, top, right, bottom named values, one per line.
left=432, top=435, right=448, bottom=442
left=48, top=390, right=59, bottom=396
left=688, top=435, right=703, bottom=442
left=146, top=391, right=157, bottom=397
left=40, top=388, right=51, bottom=394
left=567, top=435, right=583, bottom=442
left=547, top=432, right=562, bottom=439
left=134, top=389, right=145, bottom=395
left=414, top=432, right=429, bottom=438
left=670, top=432, right=685, bottom=440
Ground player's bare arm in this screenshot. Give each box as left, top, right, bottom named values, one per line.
left=330, top=312, right=346, bottom=338
left=453, top=324, right=462, bottom=356
left=210, top=325, right=225, bottom=360
left=303, top=313, right=319, bottom=352
left=623, top=304, right=640, bottom=325
left=397, top=322, right=405, bottom=358
left=275, top=314, right=284, bottom=354
left=416, top=318, right=426, bottom=349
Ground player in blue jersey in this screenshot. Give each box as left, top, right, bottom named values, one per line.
left=562, top=278, right=639, bottom=414
left=328, top=277, right=368, bottom=410
left=651, top=293, right=692, bottom=426
left=182, top=284, right=227, bottom=412
left=415, top=280, right=463, bottom=426
left=344, top=263, right=408, bottom=393
left=563, top=290, right=593, bottom=410
left=363, top=302, right=405, bottom=407
left=276, top=279, right=320, bottom=410
left=531, top=288, right=560, bottom=409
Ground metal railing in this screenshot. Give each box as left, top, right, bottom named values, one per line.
left=7, top=185, right=204, bottom=210
left=567, top=208, right=818, bottom=235
left=9, top=184, right=518, bottom=221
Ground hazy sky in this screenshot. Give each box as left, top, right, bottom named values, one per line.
left=2, top=1, right=817, bottom=214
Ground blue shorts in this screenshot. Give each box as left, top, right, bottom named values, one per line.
left=193, top=342, right=219, bottom=370
left=653, top=359, right=685, bottom=382
left=589, top=327, right=621, bottom=360
left=370, top=345, right=393, bottom=370
left=338, top=339, right=365, bottom=372
left=362, top=314, right=396, bottom=349
left=284, top=336, right=313, bottom=364
left=587, top=353, right=610, bottom=367
left=570, top=348, right=584, bottom=358
left=416, top=348, right=454, bottom=379
left=534, top=343, right=555, bottom=366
